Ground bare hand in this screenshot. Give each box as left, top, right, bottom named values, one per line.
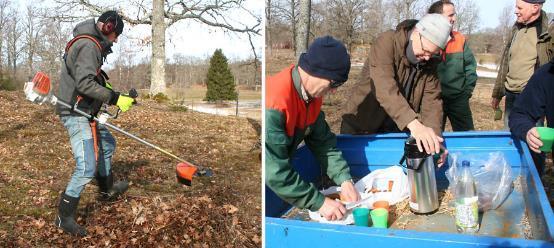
left=526, top=127, right=543, bottom=154
left=319, top=197, right=347, bottom=221
left=491, top=97, right=501, bottom=110
left=407, top=119, right=443, bottom=154
left=339, top=180, right=360, bottom=203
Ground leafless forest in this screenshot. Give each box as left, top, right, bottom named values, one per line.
left=0, top=0, right=261, bottom=96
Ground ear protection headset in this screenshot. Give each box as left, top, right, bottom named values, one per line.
left=101, top=14, right=118, bottom=36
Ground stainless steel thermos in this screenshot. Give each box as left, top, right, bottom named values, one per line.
left=404, top=137, right=439, bottom=214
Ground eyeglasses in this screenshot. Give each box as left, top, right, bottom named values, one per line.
left=330, top=79, right=345, bottom=88
left=419, top=33, right=438, bottom=56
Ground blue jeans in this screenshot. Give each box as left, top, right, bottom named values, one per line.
left=61, top=116, right=116, bottom=198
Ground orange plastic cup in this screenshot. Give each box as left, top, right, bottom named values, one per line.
left=373, top=200, right=390, bottom=211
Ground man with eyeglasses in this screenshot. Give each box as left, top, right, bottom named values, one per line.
left=341, top=14, right=452, bottom=158
left=266, top=36, right=360, bottom=221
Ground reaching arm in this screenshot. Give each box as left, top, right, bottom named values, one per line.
left=305, top=111, right=352, bottom=186
left=265, top=109, right=325, bottom=211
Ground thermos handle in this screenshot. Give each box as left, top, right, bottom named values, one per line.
left=399, top=147, right=445, bottom=169
left=397, top=155, right=407, bottom=169
left=398, top=154, right=426, bottom=171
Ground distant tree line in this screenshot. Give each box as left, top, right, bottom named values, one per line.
left=266, top=0, right=527, bottom=64
left=0, top=0, right=69, bottom=90
left=107, top=54, right=260, bottom=93
left=0, top=0, right=261, bottom=94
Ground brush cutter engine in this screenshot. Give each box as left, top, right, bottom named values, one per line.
left=24, top=82, right=57, bottom=105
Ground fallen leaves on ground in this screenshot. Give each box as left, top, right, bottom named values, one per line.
left=0, top=91, right=261, bottom=247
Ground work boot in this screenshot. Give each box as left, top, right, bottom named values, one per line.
left=96, top=173, right=129, bottom=201
left=54, top=193, right=87, bottom=237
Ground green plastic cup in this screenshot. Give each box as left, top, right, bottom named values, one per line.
left=494, top=109, right=503, bottom=121
left=537, top=127, right=554, bottom=152
left=353, top=208, right=370, bottom=226
left=370, top=208, right=388, bottom=228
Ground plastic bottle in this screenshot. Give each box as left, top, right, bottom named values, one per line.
left=454, top=160, right=479, bottom=233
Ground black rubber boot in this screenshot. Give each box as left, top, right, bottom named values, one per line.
left=54, top=193, right=87, bottom=237
left=96, top=173, right=129, bottom=201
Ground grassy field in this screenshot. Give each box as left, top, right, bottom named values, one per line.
left=139, top=85, right=261, bottom=102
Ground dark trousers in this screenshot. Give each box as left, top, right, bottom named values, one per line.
left=442, top=94, right=474, bottom=132
left=505, top=90, right=546, bottom=176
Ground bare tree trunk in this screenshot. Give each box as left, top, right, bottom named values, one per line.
left=266, top=0, right=272, bottom=55
left=25, top=6, right=40, bottom=81
left=150, top=0, right=166, bottom=95
left=296, top=0, right=311, bottom=57
left=0, top=0, right=8, bottom=75
left=7, top=15, right=22, bottom=80
left=290, top=0, right=297, bottom=54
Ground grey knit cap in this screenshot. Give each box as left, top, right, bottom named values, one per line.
left=415, top=14, right=452, bottom=49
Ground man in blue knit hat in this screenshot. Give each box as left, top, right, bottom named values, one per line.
left=266, top=36, right=360, bottom=221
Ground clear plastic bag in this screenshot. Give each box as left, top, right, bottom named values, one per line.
left=446, top=152, right=514, bottom=211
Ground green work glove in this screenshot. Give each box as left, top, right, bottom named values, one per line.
left=116, top=95, right=134, bottom=112
left=105, top=82, right=113, bottom=90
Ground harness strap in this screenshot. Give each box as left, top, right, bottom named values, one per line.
left=89, top=121, right=99, bottom=162
left=75, top=95, right=100, bottom=162
left=65, top=35, right=102, bottom=54
left=64, top=35, right=103, bottom=78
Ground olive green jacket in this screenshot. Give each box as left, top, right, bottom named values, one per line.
left=492, top=10, right=554, bottom=99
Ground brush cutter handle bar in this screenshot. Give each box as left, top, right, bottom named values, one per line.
left=104, top=89, right=138, bottom=119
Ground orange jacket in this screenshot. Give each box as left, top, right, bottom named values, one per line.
left=265, top=65, right=351, bottom=211
left=265, top=65, right=322, bottom=137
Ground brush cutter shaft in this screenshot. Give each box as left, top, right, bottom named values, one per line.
left=56, top=99, right=198, bottom=168
left=104, top=124, right=187, bottom=163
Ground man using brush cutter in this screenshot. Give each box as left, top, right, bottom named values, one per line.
left=54, top=10, right=134, bottom=236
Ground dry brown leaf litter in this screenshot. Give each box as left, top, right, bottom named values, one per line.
left=0, top=91, right=261, bottom=247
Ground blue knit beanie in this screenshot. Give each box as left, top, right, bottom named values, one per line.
left=298, top=36, right=351, bottom=83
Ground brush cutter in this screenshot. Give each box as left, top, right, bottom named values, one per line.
left=24, top=71, right=213, bottom=186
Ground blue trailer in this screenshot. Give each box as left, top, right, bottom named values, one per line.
left=265, top=132, right=554, bottom=247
